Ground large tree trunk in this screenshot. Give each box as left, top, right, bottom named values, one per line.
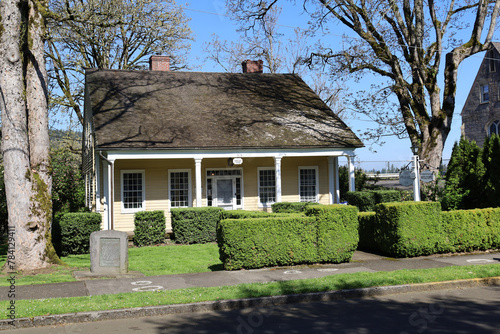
left=0, top=0, right=60, bottom=271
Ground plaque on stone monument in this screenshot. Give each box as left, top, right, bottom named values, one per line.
left=100, top=238, right=120, bottom=267
left=90, top=230, right=129, bottom=274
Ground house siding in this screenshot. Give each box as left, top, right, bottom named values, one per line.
left=109, top=156, right=332, bottom=232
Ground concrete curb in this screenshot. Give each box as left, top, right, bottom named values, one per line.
left=1, top=276, right=499, bottom=330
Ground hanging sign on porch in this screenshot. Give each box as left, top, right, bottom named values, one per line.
left=420, top=170, right=435, bottom=183
left=399, top=170, right=413, bottom=186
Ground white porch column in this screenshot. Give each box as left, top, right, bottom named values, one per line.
left=195, top=158, right=203, bottom=207
left=95, top=153, right=101, bottom=213
left=347, top=155, right=356, bottom=192
left=108, top=158, right=115, bottom=230
left=274, top=156, right=282, bottom=203
left=328, top=157, right=340, bottom=204
left=102, top=160, right=110, bottom=230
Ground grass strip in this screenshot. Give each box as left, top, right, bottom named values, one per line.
left=1, top=264, right=499, bottom=320
left=0, top=243, right=223, bottom=287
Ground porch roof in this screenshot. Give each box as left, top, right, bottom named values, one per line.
left=86, top=69, right=363, bottom=151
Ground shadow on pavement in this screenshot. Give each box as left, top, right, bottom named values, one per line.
left=142, top=283, right=500, bottom=334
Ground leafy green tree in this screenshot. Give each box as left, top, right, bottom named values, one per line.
left=339, top=166, right=368, bottom=197
left=442, top=138, right=485, bottom=210
left=51, top=148, right=85, bottom=215
left=482, top=134, right=500, bottom=207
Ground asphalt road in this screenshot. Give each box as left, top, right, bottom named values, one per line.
left=7, top=285, right=500, bottom=334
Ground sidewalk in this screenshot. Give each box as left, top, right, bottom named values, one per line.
left=1, top=250, right=499, bottom=301
left=1, top=250, right=499, bottom=330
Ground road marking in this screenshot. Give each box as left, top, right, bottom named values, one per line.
left=317, top=268, right=339, bottom=272
left=131, top=281, right=153, bottom=286
left=466, top=259, right=495, bottom=263
left=283, top=270, right=302, bottom=275
left=132, top=286, right=164, bottom=292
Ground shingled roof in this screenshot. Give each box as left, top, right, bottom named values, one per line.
left=85, top=69, right=363, bottom=150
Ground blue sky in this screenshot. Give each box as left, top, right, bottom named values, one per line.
left=181, top=1, right=487, bottom=171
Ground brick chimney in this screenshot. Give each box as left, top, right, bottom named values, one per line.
left=242, top=59, right=263, bottom=73
left=149, top=55, right=170, bottom=71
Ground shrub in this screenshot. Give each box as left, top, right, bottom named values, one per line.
left=441, top=208, right=500, bottom=252
left=339, top=166, right=368, bottom=195
left=217, top=205, right=359, bottom=270
left=345, top=190, right=400, bottom=211
left=221, top=210, right=281, bottom=220
left=357, top=212, right=378, bottom=251
left=373, top=190, right=400, bottom=204
left=345, top=192, right=376, bottom=212
left=171, top=207, right=223, bottom=244
left=374, top=201, right=444, bottom=257
left=482, top=134, right=500, bottom=208
left=217, top=216, right=318, bottom=270
left=133, top=211, right=166, bottom=247
left=271, top=202, right=316, bottom=213
left=442, top=138, right=485, bottom=210
left=305, top=205, right=359, bottom=263
left=51, top=148, right=85, bottom=215
left=52, top=212, right=102, bottom=256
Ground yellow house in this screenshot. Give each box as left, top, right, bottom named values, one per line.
left=82, top=57, right=364, bottom=232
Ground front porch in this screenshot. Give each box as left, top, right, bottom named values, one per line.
left=93, top=149, right=358, bottom=231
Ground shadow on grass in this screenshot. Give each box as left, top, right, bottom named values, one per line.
left=209, top=263, right=224, bottom=271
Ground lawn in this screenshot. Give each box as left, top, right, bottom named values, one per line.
left=0, top=263, right=499, bottom=319
left=0, top=241, right=499, bottom=320
left=0, top=242, right=223, bottom=286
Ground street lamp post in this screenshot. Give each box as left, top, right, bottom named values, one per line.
left=411, top=145, right=421, bottom=201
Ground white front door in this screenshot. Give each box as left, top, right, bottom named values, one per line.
left=215, top=178, right=234, bottom=210
left=206, top=169, right=243, bottom=210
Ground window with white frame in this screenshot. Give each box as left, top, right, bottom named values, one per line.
left=489, top=120, right=500, bottom=136
left=258, top=168, right=275, bottom=206
left=169, top=170, right=191, bottom=208
left=299, top=167, right=318, bottom=202
left=481, top=84, right=490, bottom=103
left=121, top=170, right=145, bottom=212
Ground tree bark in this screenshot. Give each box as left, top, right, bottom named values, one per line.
left=0, top=0, right=61, bottom=271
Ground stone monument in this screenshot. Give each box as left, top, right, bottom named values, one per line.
left=90, top=230, right=129, bottom=274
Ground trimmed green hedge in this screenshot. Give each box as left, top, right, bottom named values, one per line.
left=345, top=192, right=376, bottom=212
left=441, top=208, right=500, bottom=252
left=357, top=204, right=500, bottom=257
left=221, top=210, right=282, bottom=219
left=52, top=212, right=102, bottom=256
left=171, top=207, right=224, bottom=244
left=306, top=205, right=359, bottom=263
left=345, top=190, right=400, bottom=212
left=374, top=201, right=444, bottom=257
left=133, top=211, right=166, bottom=247
left=357, top=212, right=377, bottom=251
left=374, top=190, right=401, bottom=204
left=217, top=216, right=318, bottom=270
left=271, top=202, right=316, bottom=213
left=217, top=205, right=359, bottom=270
